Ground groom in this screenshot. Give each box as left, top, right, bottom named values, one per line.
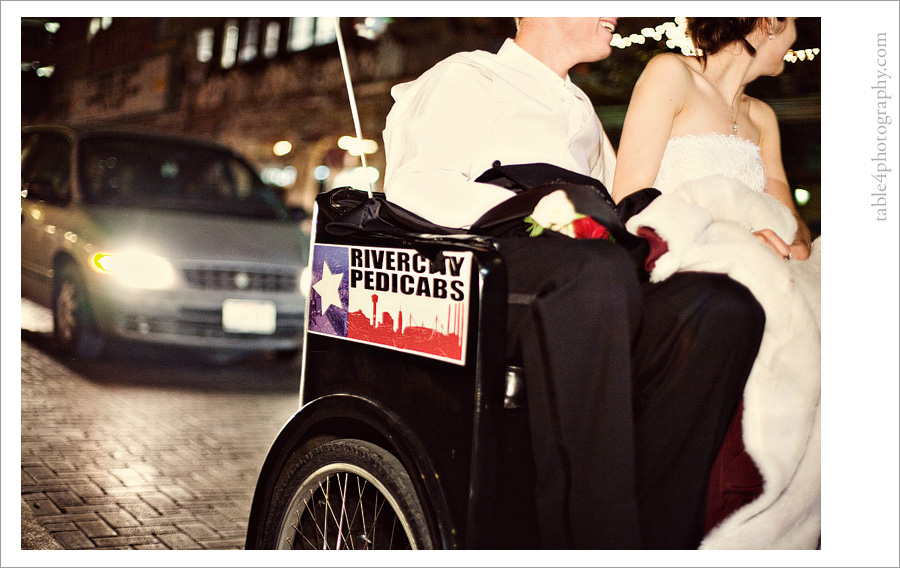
left=382, top=17, right=765, bottom=549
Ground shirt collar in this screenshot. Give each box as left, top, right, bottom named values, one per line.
left=496, top=38, right=574, bottom=90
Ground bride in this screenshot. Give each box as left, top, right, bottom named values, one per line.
left=612, top=18, right=821, bottom=549
left=613, top=17, right=812, bottom=260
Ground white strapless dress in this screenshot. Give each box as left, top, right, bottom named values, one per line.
left=653, top=133, right=766, bottom=194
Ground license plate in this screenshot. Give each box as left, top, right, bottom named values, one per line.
left=222, top=299, right=277, bottom=334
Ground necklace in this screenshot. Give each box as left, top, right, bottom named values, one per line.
left=729, top=95, right=742, bottom=134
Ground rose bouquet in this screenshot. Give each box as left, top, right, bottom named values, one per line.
left=524, top=189, right=613, bottom=240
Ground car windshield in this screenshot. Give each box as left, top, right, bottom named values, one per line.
left=79, top=135, right=288, bottom=221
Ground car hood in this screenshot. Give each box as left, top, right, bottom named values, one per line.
left=85, top=207, right=308, bottom=266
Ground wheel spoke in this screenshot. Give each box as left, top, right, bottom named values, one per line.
left=320, top=475, right=351, bottom=549
left=389, top=514, right=398, bottom=550
left=374, top=491, right=388, bottom=527
left=354, top=476, right=368, bottom=549
left=320, top=477, right=337, bottom=549
left=335, top=473, right=349, bottom=549
left=370, top=489, right=388, bottom=550
left=295, top=502, right=321, bottom=549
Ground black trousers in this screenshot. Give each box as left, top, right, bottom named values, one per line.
left=499, top=233, right=765, bottom=550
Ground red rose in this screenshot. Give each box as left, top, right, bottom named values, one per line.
left=571, top=216, right=611, bottom=240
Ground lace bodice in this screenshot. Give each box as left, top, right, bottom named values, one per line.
left=653, top=133, right=766, bottom=194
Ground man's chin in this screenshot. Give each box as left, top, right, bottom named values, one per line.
left=591, top=45, right=613, bottom=62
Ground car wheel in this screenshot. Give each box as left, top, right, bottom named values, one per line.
left=53, top=263, right=104, bottom=360
left=259, top=439, right=433, bottom=550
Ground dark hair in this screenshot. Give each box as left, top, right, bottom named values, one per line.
left=686, top=18, right=787, bottom=67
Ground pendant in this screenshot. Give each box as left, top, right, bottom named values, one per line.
left=732, top=122, right=739, bottom=134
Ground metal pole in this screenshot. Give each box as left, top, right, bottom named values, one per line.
left=333, top=17, right=374, bottom=198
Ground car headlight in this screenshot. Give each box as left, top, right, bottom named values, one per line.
left=90, top=251, right=178, bottom=289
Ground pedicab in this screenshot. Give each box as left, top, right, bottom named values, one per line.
left=244, top=185, right=541, bottom=549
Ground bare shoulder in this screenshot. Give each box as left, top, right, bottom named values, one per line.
left=640, top=52, right=694, bottom=82
left=633, top=53, right=694, bottom=104
left=747, top=96, right=780, bottom=135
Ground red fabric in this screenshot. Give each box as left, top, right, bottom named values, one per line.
left=704, top=400, right=764, bottom=534
left=636, top=226, right=669, bottom=272
left=572, top=216, right=612, bottom=240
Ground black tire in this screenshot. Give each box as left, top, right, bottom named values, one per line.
left=259, top=439, right=433, bottom=550
left=52, top=263, right=104, bottom=360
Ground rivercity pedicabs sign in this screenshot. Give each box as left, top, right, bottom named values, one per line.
left=307, top=243, right=473, bottom=365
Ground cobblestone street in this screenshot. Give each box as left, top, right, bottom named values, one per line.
left=17, top=300, right=301, bottom=552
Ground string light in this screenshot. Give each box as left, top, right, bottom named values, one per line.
left=784, top=47, right=820, bottom=63
left=611, top=18, right=820, bottom=63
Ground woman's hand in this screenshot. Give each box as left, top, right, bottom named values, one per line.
left=789, top=213, right=813, bottom=261
left=787, top=241, right=811, bottom=261
left=751, top=228, right=810, bottom=260
left=752, top=228, right=789, bottom=258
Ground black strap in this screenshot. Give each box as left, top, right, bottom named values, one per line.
left=320, top=188, right=460, bottom=237
left=471, top=162, right=660, bottom=276
left=475, top=161, right=617, bottom=209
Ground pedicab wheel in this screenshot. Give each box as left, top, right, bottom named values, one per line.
left=263, top=438, right=433, bottom=550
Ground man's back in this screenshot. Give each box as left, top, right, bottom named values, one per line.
left=382, top=38, right=615, bottom=229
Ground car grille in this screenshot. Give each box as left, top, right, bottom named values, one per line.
left=182, top=267, right=297, bottom=292
left=121, top=309, right=305, bottom=339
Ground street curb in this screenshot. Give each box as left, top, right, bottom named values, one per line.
left=21, top=497, right=64, bottom=550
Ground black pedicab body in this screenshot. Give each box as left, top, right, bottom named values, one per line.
left=245, top=187, right=538, bottom=550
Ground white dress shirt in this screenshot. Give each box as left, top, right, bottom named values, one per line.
left=382, top=38, right=617, bottom=229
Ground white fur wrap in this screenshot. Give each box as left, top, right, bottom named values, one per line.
left=625, top=174, right=822, bottom=550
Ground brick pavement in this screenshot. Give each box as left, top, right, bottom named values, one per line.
left=20, top=340, right=300, bottom=550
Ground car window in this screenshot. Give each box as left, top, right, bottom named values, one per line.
left=21, top=132, right=39, bottom=170
left=21, top=131, right=72, bottom=204
left=79, top=135, right=288, bottom=221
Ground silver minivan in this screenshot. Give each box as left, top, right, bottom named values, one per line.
left=21, top=124, right=310, bottom=360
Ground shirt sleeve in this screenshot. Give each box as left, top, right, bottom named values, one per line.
left=382, top=62, right=516, bottom=229
left=594, top=122, right=617, bottom=191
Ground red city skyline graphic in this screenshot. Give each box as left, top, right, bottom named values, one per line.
left=347, top=293, right=466, bottom=361
left=308, top=243, right=473, bottom=365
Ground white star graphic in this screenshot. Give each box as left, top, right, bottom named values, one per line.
left=312, top=261, right=344, bottom=314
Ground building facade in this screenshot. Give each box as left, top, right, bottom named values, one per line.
left=21, top=16, right=820, bottom=231
left=21, top=17, right=516, bottom=213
